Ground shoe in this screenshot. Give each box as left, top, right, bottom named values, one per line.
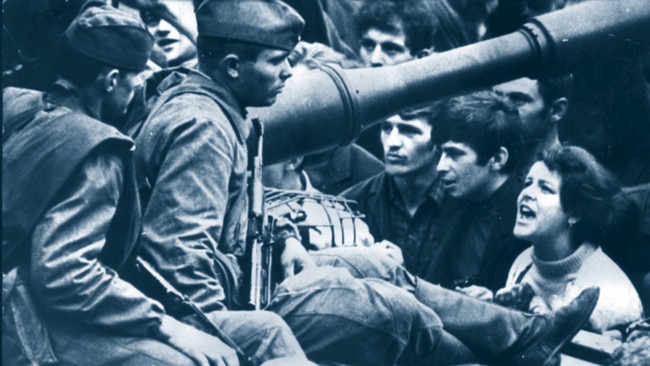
left=509, top=287, right=600, bottom=366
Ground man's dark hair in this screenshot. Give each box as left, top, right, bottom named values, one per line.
left=397, top=100, right=447, bottom=137
left=355, top=0, right=436, bottom=55
left=537, top=74, right=573, bottom=106
left=433, top=90, right=525, bottom=174
left=197, top=35, right=267, bottom=68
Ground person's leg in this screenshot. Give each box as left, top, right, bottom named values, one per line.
left=201, top=310, right=311, bottom=365
left=312, top=246, right=415, bottom=288
left=311, top=246, right=575, bottom=364
left=46, top=319, right=196, bottom=366
left=48, top=311, right=311, bottom=366
left=267, top=265, right=477, bottom=366
left=414, top=279, right=545, bottom=361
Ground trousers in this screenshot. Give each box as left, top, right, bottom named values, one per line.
left=44, top=310, right=305, bottom=366
left=42, top=266, right=474, bottom=366
left=39, top=246, right=544, bottom=366
left=310, top=246, right=547, bottom=364
left=267, top=266, right=476, bottom=366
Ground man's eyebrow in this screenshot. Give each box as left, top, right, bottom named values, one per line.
left=441, top=145, right=464, bottom=154
left=396, top=123, right=423, bottom=132
left=380, top=41, right=405, bottom=49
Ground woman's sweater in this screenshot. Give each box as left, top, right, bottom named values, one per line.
left=506, top=243, right=644, bottom=332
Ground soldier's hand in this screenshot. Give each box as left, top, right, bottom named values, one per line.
left=159, top=315, right=240, bottom=366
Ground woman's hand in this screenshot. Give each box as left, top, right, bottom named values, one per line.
left=455, top=285, right=494, bottom=301
left=494, top=282, right=535, bottom=311
left=159, top=314, right=240, bottom=366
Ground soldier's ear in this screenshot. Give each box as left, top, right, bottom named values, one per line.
left=102, top=69, right=120, bottom=93
left=222, top=53, right=240, bottom=79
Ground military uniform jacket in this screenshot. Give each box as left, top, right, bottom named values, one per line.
left=134, top=69, right=250, bottom=313
left=2, top=85, right=165, bottom=337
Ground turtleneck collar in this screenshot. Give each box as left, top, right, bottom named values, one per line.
left=532, top=242, right=597, bottom=278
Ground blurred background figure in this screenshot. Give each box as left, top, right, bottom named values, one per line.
left=355, top=0, right=436, bottom=68
left=262, top=155, right=375, bottom=251
left=263, top=156, right=314, bottom=192
left=120, top=0, right=198, bottom=68
left=487, top=0, right=568, bottom=36
left=283, top=0, right=356, bottom=59
left=493, top=75, right=572, bottom=176
left=3, top=0, right=86, bottom=90
left=436, top=0, right=498, bottom=45
left=288, top=41, right=384, bottom=195
left=353, top=0, right=438, bottom=159
left=487, top=0, right=650, bottom=186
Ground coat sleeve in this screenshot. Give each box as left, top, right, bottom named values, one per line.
left=29, top=151, right=166, bottom=338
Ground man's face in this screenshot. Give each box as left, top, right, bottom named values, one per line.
left=145, top=0, right=197, bottom=67
left=238, top=48, right=293, bottom=107
left=262, top=162, right=286, bottom=189
left=437, top=141, right=493, bottom=201
left=359, top=26, right=412, bottom=67
left=381, top=115, right=438, bottom=177
left=102, top=70, right=142, bottom=118
left=493, top=78, right=550, bottom=141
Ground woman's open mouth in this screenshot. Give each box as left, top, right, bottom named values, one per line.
left=518, top=204, right=536, bottom=220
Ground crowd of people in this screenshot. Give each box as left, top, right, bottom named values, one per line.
left=3, top=0, right=649, bottom=365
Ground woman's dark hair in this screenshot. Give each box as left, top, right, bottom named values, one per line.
left=539, top=145, right=622, bottom=246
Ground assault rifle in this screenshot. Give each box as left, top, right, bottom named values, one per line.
left=135, top=257, right=254, bottom=366
left=246, top=118, right=274, bottom=310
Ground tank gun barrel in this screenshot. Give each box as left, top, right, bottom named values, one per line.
left=250, top=0, right=650, bottom=164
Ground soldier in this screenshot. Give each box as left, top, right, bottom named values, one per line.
left=2, top=3, right=253, bottom=365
